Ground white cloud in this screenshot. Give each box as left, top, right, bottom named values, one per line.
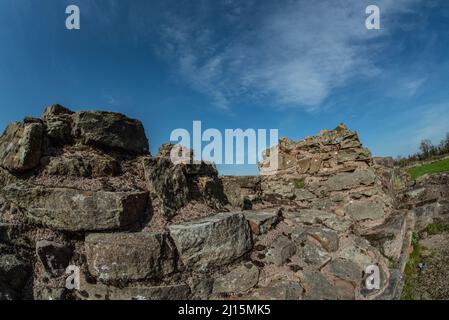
left=155, top=0, right=423, bottom=110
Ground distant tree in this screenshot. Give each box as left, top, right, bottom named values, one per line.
left=419, top=139, right=434, bottom=157
left=439, top=133, right=449, bottom=153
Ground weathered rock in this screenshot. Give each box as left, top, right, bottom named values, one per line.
left=337, top=148, right=371, bottom=163
left=221, top=176, right=261, bottom=209
left=33, top=287, right=67, bottom=300
left=213, top=263, right=259, bottom=294
left=42, top=104, right=74, bottom=145
left=75, top=274, right=110, bottom=300
left=36, top=240, right=72, bottom=277
left=168, top=213, right=252, bottom=270
left=321, top=170, right=376, bottom=192
left=278, top=152, right=296, bottom=170
left=345, top=199, right=386, bottom=221
left=299, top=269, right=337, bottom=300
left=297, top=240, right=331, bottom=269
left=3, top=182, right=148, bottom=231
left=296, top=157, right=311, bottom=174
left=305, top=226, right=339, bottom=252
left=108, top=284, right=190, bottom=300
left=265, top=235, right=296, bottom=266
left=43, top=104, right=74, bottom=121
left=85, top=232, right=176, bottom=281
left=0, top=122, right=43, bottom=172
left=309, top=157, right=322, bottom=174
left=42, top=152, right=120, bottom=177
left=143, top=157, right=227, bottom=217
left=327, top=258, right=362, bottom=286
left=285, top=209, right=351, bottom=233
left=143, top=156, right=189, bottom=217
left=243, top=208, right=280, bottom=235
left=250, top=280, right=304, bottom=300
left=294, top=188, right=316, bottom=201
left=361, top=212, right=407, bottom=260
left=71, top=111, right=149, bottom=154
left=187, top=276, right=214, bottom=299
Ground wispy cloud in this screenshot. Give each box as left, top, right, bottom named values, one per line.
left=155, top=0, right=423, bottom=110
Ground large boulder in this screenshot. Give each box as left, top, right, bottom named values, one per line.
left=143, top=156, right=227, bottom=217
left=85, top=232, right=176, bottom=281
left=143, top=157, right=190, bottom=217
left=41, top=151, right=120, bottom=178
left=168, top=213, right=253, bottom=270
left=71, top=111, right=149, bottom=154
left=2, top=182, right=148, bottom=231
left=42, top=104, right=74, bottom=145
left=0, top=121, right=43, bottom=172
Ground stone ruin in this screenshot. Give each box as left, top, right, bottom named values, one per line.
left=0, top=105, right=416, bottom=300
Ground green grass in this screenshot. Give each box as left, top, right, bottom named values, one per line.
left=408, top=157, right=449, bottom=180
left=401, top=232, right=423, bottom=300
left=293, top=179, right=305, bottom=189
left=423, top=223, right=449, bottom=236
left=401, top=224, right=449, bottom=299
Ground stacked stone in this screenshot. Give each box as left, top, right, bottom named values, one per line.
left=0, top=107, right=414, bottom=300
left=0, top=105, right=232, bottom=300
left=224, top=124, right=414, bottom=299
left=397, top=173, right=449, bottom=231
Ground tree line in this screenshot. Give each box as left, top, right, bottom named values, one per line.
left=395, top=133, right=449, bottom=167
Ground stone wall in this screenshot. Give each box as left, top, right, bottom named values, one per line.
left=0, top=106, right=414, bottom=300
left=397, top=173, right=449, bottom=231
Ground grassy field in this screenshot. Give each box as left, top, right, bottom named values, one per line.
left=408, top=157, right=449, bottom=180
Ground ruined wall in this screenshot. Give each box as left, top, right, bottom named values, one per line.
left=1, top=106, right=413, bottom=300
left=397, top=173, right=449, bottom=231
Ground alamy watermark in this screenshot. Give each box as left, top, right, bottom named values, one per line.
left=364, top=265, right=381, bottom=290
left=169, top=121, right=279, bottom=174
left=65, top=5, right=80, bottom=30
left=64, top=4, right=379, bottom=31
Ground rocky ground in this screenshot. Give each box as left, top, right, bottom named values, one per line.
left=0, top=104, right=447, bottom=300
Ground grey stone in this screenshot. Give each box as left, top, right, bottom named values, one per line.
left=143, top=157, right=227, bottom=217
left=85, top=232, right=176, bottom=281
left=345, top=200, right=386, bottom=221
left=243, top=208, right=280, bottom=235
left=108, top=284, right=190, bottom=300
left=42, top=153, right=120, bottom=178
left=294, top=189, right=316, bottom=201
left=337, top=148, right=371, bottom=163
left=250, top=281, right=303, bottom=300
left=71, top=111, right=149, bottom=154
left=213, top=263, right=259, bottom=294
left=299, top=269, right=337, bottom=300
left=285, top=209, right=351, bottom=233
left=168, top=213, right=252, bottom=270
left=3, top=182, right=148, bottom=231
left=306, top=226, right=339, bottom=252
left=265, top=235, right=296, bottom=266
left=328, top=258, right=362, bottom=286
left=0, top=122, right=43, bottom=172
left=361, top=213, right=406, bottom=260
left=297, top=240, right=331, bottom=269
left=322, top=170, right=376, bottom=191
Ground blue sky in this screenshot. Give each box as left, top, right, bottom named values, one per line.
left=1, top=0, right=449, bottom=175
